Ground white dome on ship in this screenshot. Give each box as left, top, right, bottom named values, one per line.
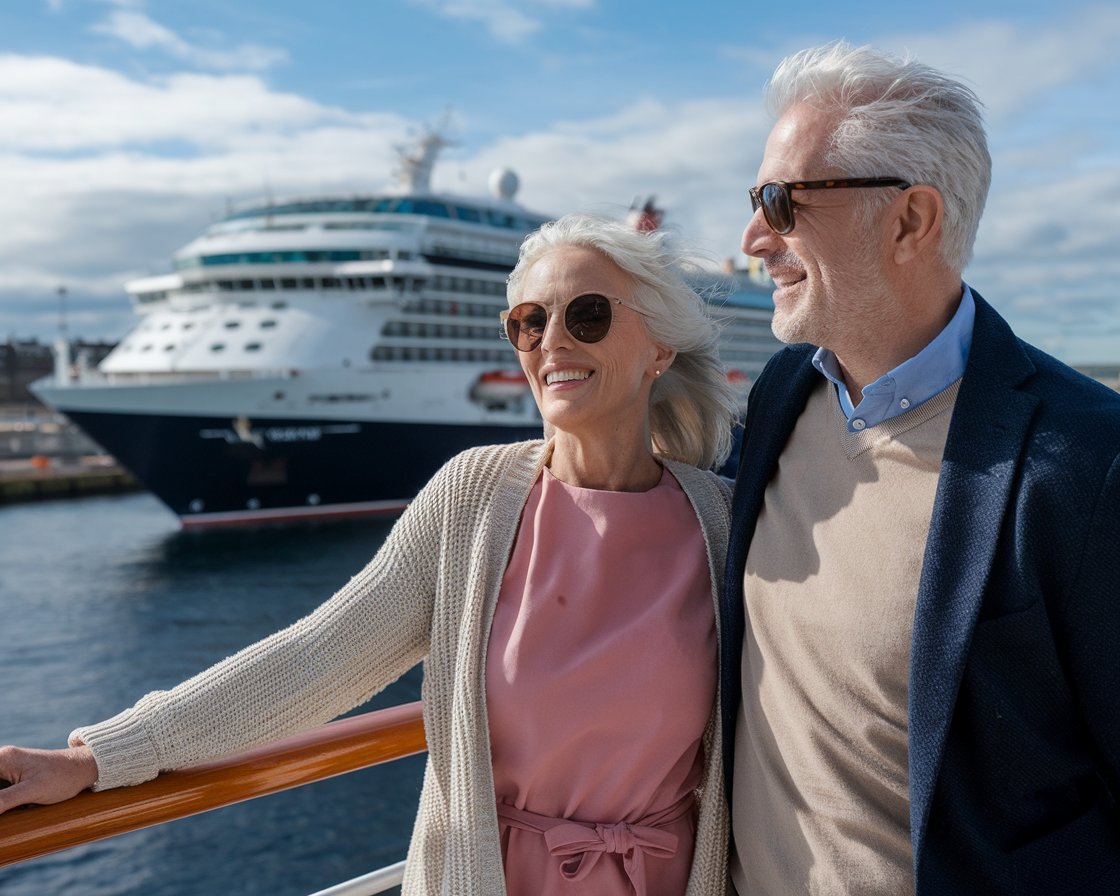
left=488, top=168, right=520, bottom=200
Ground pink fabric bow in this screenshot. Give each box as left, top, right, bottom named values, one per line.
left=544, top=818, right=679, bottom=892
left=497, top=795, right=693, bottom=894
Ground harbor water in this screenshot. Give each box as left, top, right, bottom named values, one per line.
left=0, top=491, right=425, bottom=895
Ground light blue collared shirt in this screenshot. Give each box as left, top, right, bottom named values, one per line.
left=812, top=285, right=976, bottom=432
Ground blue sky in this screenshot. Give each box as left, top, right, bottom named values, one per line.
left=1, top=0, right=1117, bottom=362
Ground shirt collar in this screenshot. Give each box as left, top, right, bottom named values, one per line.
left=812, top=284, right=975, bottom=431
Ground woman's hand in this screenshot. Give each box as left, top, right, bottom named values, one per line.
left=0, top=744, right=99, bottom=814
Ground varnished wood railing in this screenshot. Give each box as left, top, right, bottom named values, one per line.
left=0, top=701, right=426, bottom=868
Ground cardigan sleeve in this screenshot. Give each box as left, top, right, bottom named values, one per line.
left=70, top=457, right=457, bottom=791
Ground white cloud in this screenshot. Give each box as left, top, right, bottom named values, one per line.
left=410, top=0, right=594, bottom=43
left=0, top=57, right=412, bottom=337
left=90, top=8, right=287, bottom=71
left=0, top=56, right=358, bottom=151
left=885, top=6, right=1120, bottom=122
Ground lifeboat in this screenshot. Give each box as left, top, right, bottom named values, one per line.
left=726, top=369, right=752, bottom=409
left=470, top=369, right=531, bottom=407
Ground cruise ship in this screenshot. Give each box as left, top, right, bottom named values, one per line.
left=33, top=132, right=779, bottom=526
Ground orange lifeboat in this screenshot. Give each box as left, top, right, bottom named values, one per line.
left=470, top=369, right=531, bottom=406
left=726, top=369, right=751, bottom=409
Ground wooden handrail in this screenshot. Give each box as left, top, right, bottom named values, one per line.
left=0, top=701, right=426, bottom=868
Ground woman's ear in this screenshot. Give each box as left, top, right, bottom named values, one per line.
left=651, top=343, right=677, bottom=378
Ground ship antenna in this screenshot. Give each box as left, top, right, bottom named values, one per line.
left=392, top=112, right=457, bottom=193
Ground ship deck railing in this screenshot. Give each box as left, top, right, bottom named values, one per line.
left=0, top=701, right=426, bottom=896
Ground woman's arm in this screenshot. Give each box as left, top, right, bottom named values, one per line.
left=0, top=455, right=458, bottom=805
left=70, top=462, right=453, bottom=791
left=0, top=744, right=98, bottom=814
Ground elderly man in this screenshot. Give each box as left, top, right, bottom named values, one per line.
left=722, top=41, right=1120, bottom=895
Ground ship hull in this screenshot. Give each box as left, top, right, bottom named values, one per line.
left=64, top=408, right=541, bottom=527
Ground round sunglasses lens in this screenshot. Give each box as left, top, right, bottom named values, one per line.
left=761, top=183, right=793, bottom=234
left=565, top=295, right=613, bottom=344
left=507, top=303, right=547, bottom=351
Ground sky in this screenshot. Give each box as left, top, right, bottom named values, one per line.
left=1, top=0, right=1117, bottom=363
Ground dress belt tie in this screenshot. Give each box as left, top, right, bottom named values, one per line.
left=496, top=793, right=694, bottom=894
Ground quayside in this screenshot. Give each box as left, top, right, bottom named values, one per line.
left=0, top=701, right=426, bottom=896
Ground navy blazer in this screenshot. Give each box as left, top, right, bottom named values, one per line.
left=721, top=293, right=1120, bottom=894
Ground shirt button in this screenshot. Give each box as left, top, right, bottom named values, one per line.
left=900, top=398, right=911, bottom=409
left=852, top=418, right=867, bottom=431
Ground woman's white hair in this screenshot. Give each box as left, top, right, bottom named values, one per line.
left=767, top=40, right=991, bottom=271
left=507, top=213, right=740, bottom=471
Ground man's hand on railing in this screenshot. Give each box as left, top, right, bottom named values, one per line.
left=0, top=745, right=99, bottom=815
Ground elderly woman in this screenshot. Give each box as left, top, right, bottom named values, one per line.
left=0, top=213, right=740, bottom=895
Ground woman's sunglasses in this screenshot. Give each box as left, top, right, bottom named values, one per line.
left=499, top=293, right=647, bottom=353
left=749, top=177, right=911, bottom=235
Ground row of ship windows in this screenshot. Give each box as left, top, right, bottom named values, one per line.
left=138, top=319, right=281, bottom=334
left=429, top=276, right=507, bottom=297
left=119, top=342, right=514, bottom=359
left=176, top=248, right=413, bottom=269
left=128, top=297, right=504, bottom=346
left=223, top=197, right=548, bottom=232
left=124, top=342, right=268, bottom=354
left=382, top=322, right=499, bottom=340
left=400, top=297, right=503, bottom=319
left=136, top=274, right=506, bottom=305
left=370, top=346, right=512, bottom=363
left=122, top=316, right=507, bottom=354
left=182, top=245, right=520, bottom=269
left=138, top=277, right=424, bottom=304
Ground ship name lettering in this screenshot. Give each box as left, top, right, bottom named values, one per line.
left=265, top=426, right=322, bottom=442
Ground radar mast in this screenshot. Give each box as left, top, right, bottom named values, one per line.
left=392, top=116, right=456, bottom=193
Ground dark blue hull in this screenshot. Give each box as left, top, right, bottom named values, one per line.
left=65, top=410, right=542, bottom=526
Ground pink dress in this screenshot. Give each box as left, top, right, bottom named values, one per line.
left=486, top=466, right=716, bottom=896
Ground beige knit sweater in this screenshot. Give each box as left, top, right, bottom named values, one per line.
left=71, top=439, right=732, bottom=895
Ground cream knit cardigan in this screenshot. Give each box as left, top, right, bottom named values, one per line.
left=71, top=440, right=731, bottom=895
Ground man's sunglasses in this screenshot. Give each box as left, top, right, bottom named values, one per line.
left=499, top=293, right=647, bottom=353
left=749, top=177, right=911, bottom=235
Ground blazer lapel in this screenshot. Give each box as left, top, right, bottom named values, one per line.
left=908, top=294, right=1040, bottom=861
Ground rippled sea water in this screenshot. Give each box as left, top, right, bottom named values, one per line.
left=0, top=492, right=424, bottom=896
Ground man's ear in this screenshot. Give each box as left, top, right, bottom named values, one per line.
left=890, top=185, right=944, bottom=264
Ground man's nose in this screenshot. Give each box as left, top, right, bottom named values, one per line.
left=741, top=208, right=780, bottom=259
